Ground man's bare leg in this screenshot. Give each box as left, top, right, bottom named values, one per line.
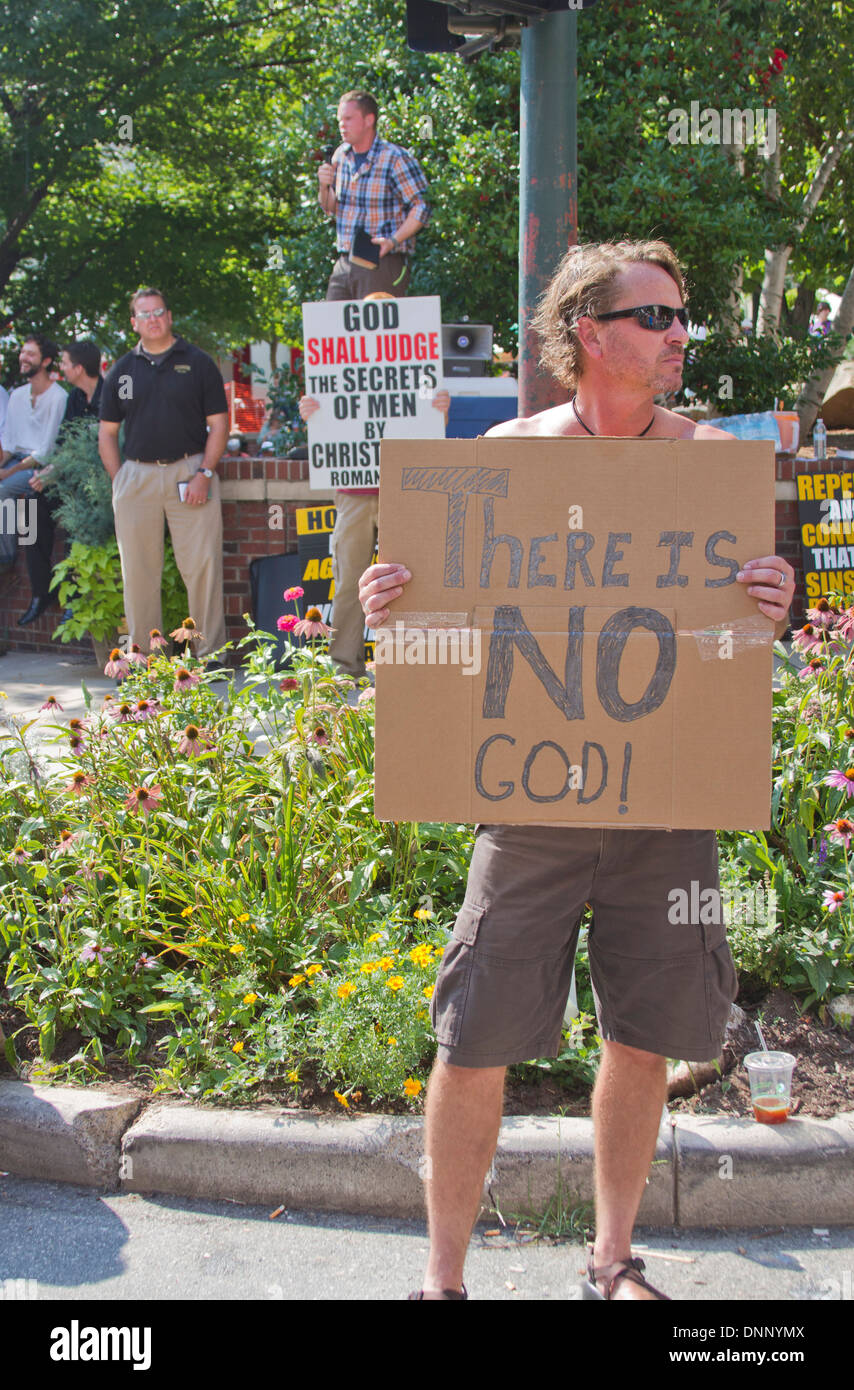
left=419, top=1058, right=506, bottom=1297
left=591, top=1039, right=668, bottom=1300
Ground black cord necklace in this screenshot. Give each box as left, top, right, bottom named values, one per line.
left=572, top=396, right=655, bottom=437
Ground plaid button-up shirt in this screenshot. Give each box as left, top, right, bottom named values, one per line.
left=332, top=136, right=430, bottom=256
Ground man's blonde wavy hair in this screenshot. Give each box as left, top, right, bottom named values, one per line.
left=532, top=240, right=688, bottom=392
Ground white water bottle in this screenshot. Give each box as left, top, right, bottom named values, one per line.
left=813, top=418, right=827, bottom=460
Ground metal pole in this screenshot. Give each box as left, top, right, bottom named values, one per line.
left=518, top=8, right=577, bottom=417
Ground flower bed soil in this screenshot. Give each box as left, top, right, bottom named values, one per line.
left=2, top=989, right=851, bottom=1119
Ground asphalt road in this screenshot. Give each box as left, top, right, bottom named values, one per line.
left=0, top=1173, right=851, bottom=1304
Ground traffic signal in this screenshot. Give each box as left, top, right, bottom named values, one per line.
left=406, top=2, right=599, bottom=58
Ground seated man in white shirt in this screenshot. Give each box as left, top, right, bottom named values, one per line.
left=0, top=334, right=67, bottom=571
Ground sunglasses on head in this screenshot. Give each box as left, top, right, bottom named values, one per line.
left=592, top=304, right=690, bottom=331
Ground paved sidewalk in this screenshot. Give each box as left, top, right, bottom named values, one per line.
left=0, top=1174, right=851, bottom=1302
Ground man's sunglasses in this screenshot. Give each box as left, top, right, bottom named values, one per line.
left=591, top=304, right=690, bottom=332
left=134, top=307, right=168, bottom=321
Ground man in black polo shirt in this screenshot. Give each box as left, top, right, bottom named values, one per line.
left=98, top=288, right=229, bottom=657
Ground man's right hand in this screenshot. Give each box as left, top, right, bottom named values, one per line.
left=359, top=563, right=411, bottom=628
left=318, top=162, right=335, bottom=188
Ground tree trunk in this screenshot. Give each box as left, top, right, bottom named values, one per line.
left=757, top=125, right=854, bottom=336
left=796, top=260, right=854, bottom=439
left=784, top=282, right=816, bottom=336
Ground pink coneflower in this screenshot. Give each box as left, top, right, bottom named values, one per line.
left=798, top=658, right=824, bottom=680
left=178, top=724, right=215, bottom=757
left=53, top=830, right=81, bottom=856
left=171, top=618, right=202, bottom=645
left=358, top=687, right=375, bottom=704
left=834, top=608, right=854, bottom=643
left=124, top=784, right=163, bottom=816
left=104, top=648, right=130, bottom=679
left=75, top=862, right=103, bottom=881
left=825, top=818, right=854, bottom=847
left=807, top=599, right=839, bottom=629
left=39, top=695, right=63, bottom=712
left=823, top=888, right=847, bottom=914
left=824, top=767, right=854, bottom=796
left=308, top=724, right=330, bottom=746
left=280, top=677, right=299, bottom=691
left=134, top=953, right=157, bottom=971
left=277, top=614, right=298, bottom=632
left=110, top=700, right=136, bottom=723
left=149, top=628, right=169, bottom=650
left=80, top=942, right=114, bottom=963
left=64, top=770, right=94, bottom=798
left=59, top=889, right=74, bottom=907
left=133, top=698, right=158, bottom=721
left=12, top=847, right=30, bottom=865
left=68, top=717, right=88, bottom=735
left=293, top=607, right=331, bottom=639
left=791, top=623, right=824, bottom=655
left=283, top=586, right=304, bottom=601
left=173, top=666, right=201, bottom=692
left=68, top=733, right=86, bottom=757
left=126, top=644, right=147, bottom=667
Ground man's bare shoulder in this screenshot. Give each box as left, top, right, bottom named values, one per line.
left=484, top=404, right=573, bottom=438
left=656, top=406, right=735, bottom=440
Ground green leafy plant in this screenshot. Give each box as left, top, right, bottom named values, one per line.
left=681, top=331, right=842, bottom=416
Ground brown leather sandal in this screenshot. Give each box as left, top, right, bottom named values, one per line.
left=581, top=1252, right=670, bottom=1301
left=408, top=1284, right=468, bottom=1300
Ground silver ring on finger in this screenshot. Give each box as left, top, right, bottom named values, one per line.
left=777, top=570, right=786, bottom=588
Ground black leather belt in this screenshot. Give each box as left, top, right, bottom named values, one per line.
left=136, top=454, right=194, bottom=466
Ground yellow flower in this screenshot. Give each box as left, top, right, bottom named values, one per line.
left=232, top=1040, right=244, bottom=1054
left=416, top=1009, right=429, bottom=1021
left=378, top=956, right=395, bottom=971
left=388, top=1036, right=398, bottom=1046
left=409, top=944, right=434, bottom=967
left=191, top=936, right=209, bottom=947
left=434, top=945, right=444, bottom=957
left=236, top=913, right=250, bottom=922
left=404, top=1078, right=423, bottom=1098
left=287, top=1069, right=299, bottom=1083
left=305, top=963, right=323, bottom=976
left=337, top=982, right=356, bottom=999
left=359, top=961, right=379, bottom=974
left=414, top=907, right=433, bottom=921
left=0, top=691, right=7, bottom=700
left=229, top=943, right=245, bottom=955
left=386, top=975, right=404, bottom=991
left=181, top=905, right=196, bottom=918
left=289, top=973, right=306, bottom=987
left=334, top=1090, right=349, bottom=1109
left=243, top=992, right=258, bottom=1005
left=423, top=985, right=434, bottom=999
left=367, top=932, right=383, bottom=943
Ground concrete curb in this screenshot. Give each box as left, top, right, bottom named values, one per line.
left=1, top=1080, right=852, bottom=1226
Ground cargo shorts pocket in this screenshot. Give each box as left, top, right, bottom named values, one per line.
left=429, top=902, right=484, bottom=1047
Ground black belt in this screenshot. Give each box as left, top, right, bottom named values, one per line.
left=135, top=454, right=195, bottom=466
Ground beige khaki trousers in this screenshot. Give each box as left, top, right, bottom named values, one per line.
left=112, top=455, right=227, bottom=657
left=329, top=491, right=379, bottom=677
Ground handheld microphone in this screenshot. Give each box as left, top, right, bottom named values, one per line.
left=322, top=144, right=335, bottom=163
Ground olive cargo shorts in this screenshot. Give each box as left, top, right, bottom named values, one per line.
left=430, top=825, right=738, bottom=1067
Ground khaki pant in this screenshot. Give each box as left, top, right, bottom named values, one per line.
left=326, top=253, right=410, bottom=300
left=330, top=490, right=379, bottom=677
left=112, top=455, right=226, bottom=657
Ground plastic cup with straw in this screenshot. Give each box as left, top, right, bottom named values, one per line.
left=743, top=1022, right=796, bottom=1124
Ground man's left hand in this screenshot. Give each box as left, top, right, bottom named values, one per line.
left=184, top=471, right=211, bottom=507
left=737, top=555, right=794, bottom=623
left=371, top=236, right=396, bottom=258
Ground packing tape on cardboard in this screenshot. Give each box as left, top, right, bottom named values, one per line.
left=677, top=616, right=776, bottom=660
left=385, top=612, right=472, bottom=628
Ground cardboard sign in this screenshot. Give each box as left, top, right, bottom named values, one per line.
left=374, top=438, right=775, bottom=829
left=797, top=467, right=854, bottom=603
left=302, top=295, right=445, bottom=491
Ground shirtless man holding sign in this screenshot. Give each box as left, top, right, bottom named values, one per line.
left=359, top=240, right=793, bottom=1301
